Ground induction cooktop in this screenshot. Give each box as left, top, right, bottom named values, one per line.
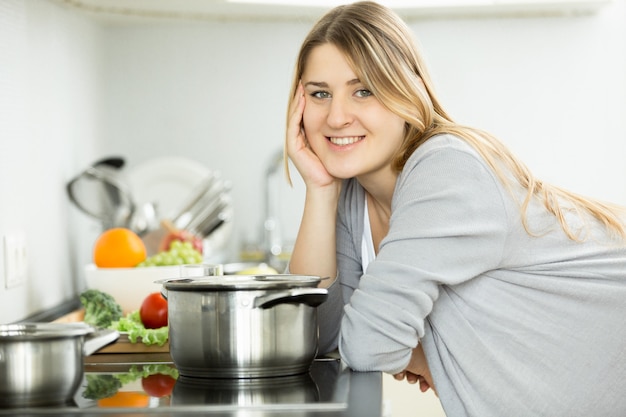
left=1, top=358, right=351, bottom=416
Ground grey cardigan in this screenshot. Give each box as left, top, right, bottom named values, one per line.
left=315, top=134, right=626, bottom=417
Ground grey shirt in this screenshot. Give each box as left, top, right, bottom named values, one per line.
left=316, top=134, right=626, bottom=417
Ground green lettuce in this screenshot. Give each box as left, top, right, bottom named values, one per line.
left=109, top=310, right=169, bottom=346
left=115, top=363, right=179, bottom=385
left=83, top=364, right=178, bottom=400
left=82, top=374, right=122, bottom=400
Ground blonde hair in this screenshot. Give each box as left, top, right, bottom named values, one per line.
left=286, top=1, right=626, bottom=241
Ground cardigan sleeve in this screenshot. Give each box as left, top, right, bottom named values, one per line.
left=338, top=135, right=509, bottom=374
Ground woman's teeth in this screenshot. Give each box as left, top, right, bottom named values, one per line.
left=329, top=136, right=363, bottom=146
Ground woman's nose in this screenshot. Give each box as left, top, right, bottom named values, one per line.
left=326, top=97, right=353, bottom=128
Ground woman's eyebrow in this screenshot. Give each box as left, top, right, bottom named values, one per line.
left=304, top=81, right=328, bottom=88
left=304, top=78, right=361, bottom=88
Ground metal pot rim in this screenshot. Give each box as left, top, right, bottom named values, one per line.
left=157, top=274, right=321, bottom=291
left=0, top=322, right=94, bottom=340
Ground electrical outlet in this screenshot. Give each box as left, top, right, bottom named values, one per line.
left=3, top=234, right=27, bottom=289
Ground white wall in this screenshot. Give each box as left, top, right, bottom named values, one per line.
left=97, top=0, right=626, bottom=266
left=0, top=0, right=624, bottom=334
left=416, top=4, right=626, bottom=203
left=98, top=19, right=311, bottom=260
left=0, top=0, right=104, bottom=323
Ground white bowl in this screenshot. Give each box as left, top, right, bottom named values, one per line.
left=84, top=264, right=180, bottom=314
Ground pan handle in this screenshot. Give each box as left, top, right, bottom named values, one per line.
left=83, top=328, right=119, bottom=356
left=253, top=288, right=328, bottom=309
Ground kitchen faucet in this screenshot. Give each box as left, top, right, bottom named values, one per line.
left=263, top=149, right=288, bottom=270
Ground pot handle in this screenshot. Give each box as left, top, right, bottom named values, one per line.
left=83, top=328, right=120, bottom=356
left=253, top=288, right=328, bottom=309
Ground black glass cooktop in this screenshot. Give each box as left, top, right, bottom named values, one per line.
left=1, top=358, right=352, bottom=415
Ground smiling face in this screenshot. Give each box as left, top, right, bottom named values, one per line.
left=301, top=43, right=406, bottom=183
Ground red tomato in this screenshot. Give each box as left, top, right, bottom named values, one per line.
left=141, top=373, right=176, bottom=398
left=139, top=292, right=168, bottom=329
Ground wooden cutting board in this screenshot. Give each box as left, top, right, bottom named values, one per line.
left=53, top=309, right=86, bottom=323
left=53, top=309, right=169, bottom=353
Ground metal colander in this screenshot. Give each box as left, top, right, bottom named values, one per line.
left=66, top=157, right=135, bottom=230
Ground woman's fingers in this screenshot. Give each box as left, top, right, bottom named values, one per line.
left=393, top=372, right=406, bottom=381
left=405, top=372, right=419, bottom=384
left=394, top=370, right=433, bottom=393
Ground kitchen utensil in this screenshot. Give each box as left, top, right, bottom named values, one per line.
left=200, top=216, right=225, bottom=238
left=173, top=178, right=232, bottom=238
left=190, top=194, right=233, bottom=238
left=159, top=274, right=328, bottom=378
left=0, top=323, right=119, bottom=408
left=128, top=201, right=159, bottom=236
left=66, top=156, right=135, bottom=230
left=182, top=191, right=224, bottom=234
left=129, top=158, right=233, bottom=256
left=95, top=156, right=124, bottom=169
left=170, top=175, right=218, bottom=229
left=127, top=156, right=213, bottom=221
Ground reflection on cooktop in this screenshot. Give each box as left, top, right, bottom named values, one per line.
left=171, top=360, right=348, bottom=409
left=0, top=359, right=351, bottom=414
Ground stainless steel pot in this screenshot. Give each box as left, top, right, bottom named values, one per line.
left=0, top=323, right=119, bottom=408
left=160, top=274, right=328, bottom=378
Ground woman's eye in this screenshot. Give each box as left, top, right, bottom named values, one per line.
left=355, top=89, right=373, bottom=98
left=311, top=91, right=331, bottom=99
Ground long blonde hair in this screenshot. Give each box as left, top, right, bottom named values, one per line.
left=287, top=1, right=626, bottom=241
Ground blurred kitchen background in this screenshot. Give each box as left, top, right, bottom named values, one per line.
left=1, top=0, right=624, bottom=337
left=1, top=1, right=624, bottom=415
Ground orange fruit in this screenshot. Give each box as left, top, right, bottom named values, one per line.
left=93, top=228, right=147, bottom=268
left=97, top=391, right=150, bottom=408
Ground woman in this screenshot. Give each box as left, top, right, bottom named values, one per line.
left=285, top=1, right=626, bottom=416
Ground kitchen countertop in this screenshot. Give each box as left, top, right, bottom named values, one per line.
left=1, top=357, right=383, bottom=417
left=8, top=299, right=384, bottom=417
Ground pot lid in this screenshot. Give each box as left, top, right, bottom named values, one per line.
left=157, top=274, right=322, bottom=291
left=0, top=322, right=94, bottom=340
